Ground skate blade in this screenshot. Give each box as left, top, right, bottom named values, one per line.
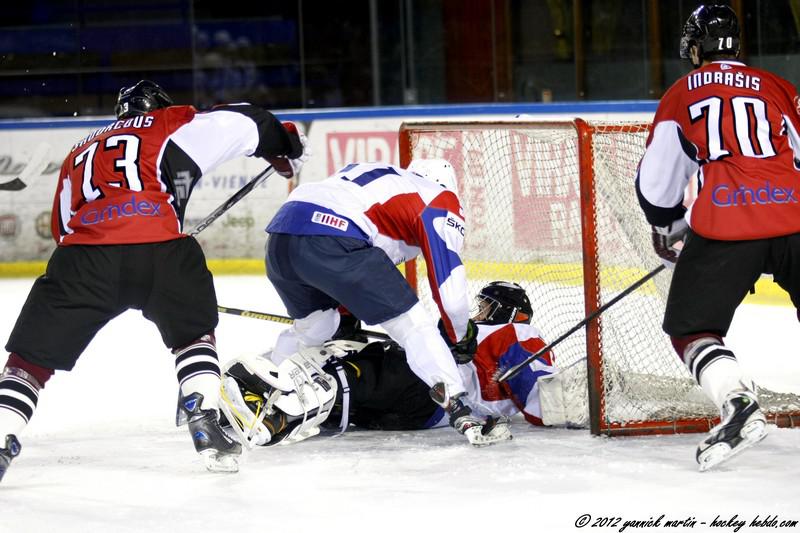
left=201, top=450, right=240, bottom=473
left=698, top=420, right=767, bottom=472
left=465, top=425, right=514, bottom=447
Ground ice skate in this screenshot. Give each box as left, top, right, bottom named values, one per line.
left=696, top=390, right=767, bottom=472
left=180, top=392, right=242, bottom=473
left=430, top=383, right=512, bottom=447
left=0, top=434, right=21, bottom=482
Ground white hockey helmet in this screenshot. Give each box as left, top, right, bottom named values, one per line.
left=407, top=158, right=458, bottom=194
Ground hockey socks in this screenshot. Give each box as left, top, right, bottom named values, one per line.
left=173, top=333, right=222, bottom=412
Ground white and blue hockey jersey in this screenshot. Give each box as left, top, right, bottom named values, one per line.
left=267, top=162, right=471, bottom=340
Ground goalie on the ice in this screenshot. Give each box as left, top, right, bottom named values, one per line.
left=218, top=281, right=555, bottom=447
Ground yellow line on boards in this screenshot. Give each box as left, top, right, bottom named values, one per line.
left=0, top=259, right=791, bottom=306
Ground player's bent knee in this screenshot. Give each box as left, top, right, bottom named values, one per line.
left=294, top=308, right=341, bottom=345
left=379, top=303, right=434, bottom=344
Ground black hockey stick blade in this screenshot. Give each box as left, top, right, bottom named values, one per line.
left=188, top=166, right=276, bottom=236
left=0, top=178, right=27, bottom=191
left=495, top=264, right=666, bottom=383
left=217, top=305, right=392, bottom=341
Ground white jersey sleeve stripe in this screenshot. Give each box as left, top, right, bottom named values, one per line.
left=168, top=109, right=259, bottom=175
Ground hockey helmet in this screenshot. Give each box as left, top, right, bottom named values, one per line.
left=474, top=281, right=533, bottom=325
left=407, top=158, right=458, bottom=195
left=114, top=80, right=174, bottom=119
left=680, top=4, right=740, bottom=67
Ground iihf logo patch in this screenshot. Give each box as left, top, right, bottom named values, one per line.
left=184, top=398, right=198, bottom=411
left=312, top=211, right=349, bottom=231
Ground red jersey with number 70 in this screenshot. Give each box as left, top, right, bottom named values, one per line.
left=636, top=60, right=800, bottom=240
left=52, top=104, right=294, bottom=246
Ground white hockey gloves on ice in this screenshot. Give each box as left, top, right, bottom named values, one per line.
left=651, top=218, right=689, bottom=268
left=267, top=121, right=311, bottom=179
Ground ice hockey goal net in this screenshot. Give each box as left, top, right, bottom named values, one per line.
left=399, top=119, right=800, bottom=436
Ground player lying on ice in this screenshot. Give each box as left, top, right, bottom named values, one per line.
left=217, top=281, right=555, bottom=447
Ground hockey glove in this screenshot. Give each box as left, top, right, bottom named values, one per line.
left=332, top=310, right=368, bottom=343
left=652, top=218, right=689, bottom=268
left=267, top=122, right=310, bottom=179
left=438, top=318, right=478, bottom=364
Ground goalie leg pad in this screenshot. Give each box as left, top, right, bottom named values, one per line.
left=221, top=352, right=338, bottom=446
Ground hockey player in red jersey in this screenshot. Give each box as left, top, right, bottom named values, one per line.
left=0, top=80, right=308, bottom=479
left=636, top=5, right=800, bottom=470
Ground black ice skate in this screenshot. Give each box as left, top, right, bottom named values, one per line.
left=696, top=390, right=767, bottom=472
left=180, top=392, right=242, bottom=473
left=0, top=434, right=21, bottom=482
left=430, top=383, right=512, bottom=447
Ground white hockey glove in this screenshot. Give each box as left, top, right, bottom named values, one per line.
left=267, top=122, right=310, bottom=179
left=652, top=218, right=689, bottom=268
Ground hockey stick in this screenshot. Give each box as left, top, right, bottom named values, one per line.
left=217, top=305, right=392, bottom=341
left=0, top=143, right=51, bottom=192
left=495, top=264, right=667, bottom=383
left=187, top=165, right=276, bottom=236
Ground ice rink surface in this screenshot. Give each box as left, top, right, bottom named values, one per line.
left=1, top=275, right=799, bottom=533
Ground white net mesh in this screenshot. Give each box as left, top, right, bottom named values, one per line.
left=402, top=120, right=800, bottom=434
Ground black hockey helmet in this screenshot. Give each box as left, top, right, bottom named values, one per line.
left=114, top=80, right=174, bottom=119
left=680, top=4, right=740, bottom=67
left=474, top=281, right=532, bottom=325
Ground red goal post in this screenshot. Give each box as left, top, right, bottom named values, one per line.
left=399, top=118, right=800, bottom=436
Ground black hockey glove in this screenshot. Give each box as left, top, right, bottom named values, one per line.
left=652, top=218, right=689, bottom=268
left=438, top=319, right=478, bottom=364
left=332, top=311, right=369, bottom=343
left=266, top=122, right=310, bottom=179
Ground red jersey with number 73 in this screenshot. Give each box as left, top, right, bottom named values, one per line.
left=636, top=60, right=800, bottom=240
left=52, top=104, right=293, bottom=245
